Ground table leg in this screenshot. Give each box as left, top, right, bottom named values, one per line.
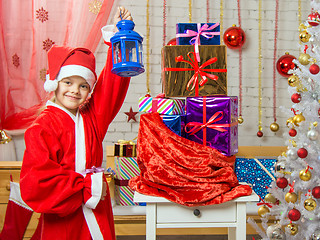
left=146, top=203, right=156, bottom=240
left=228, top=227, right=236, bottom=240
left=236, top=202, right=247, bottom=240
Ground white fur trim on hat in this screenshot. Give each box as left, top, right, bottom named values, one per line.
left=44, top=75, right=59, bottom=92
left=57, top=65, right=96, bottom=89
left=43, top=65, right=96, bottom=93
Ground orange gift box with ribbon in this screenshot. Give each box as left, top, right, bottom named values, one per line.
left=161, top=45, right=227, bottom=97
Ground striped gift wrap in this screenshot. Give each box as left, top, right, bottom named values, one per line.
left=114, top=157, right=144, bottom=206
left=138, top=96, right=185, bottom=115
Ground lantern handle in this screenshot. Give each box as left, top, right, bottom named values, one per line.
left=119, top=7, right=123, bottom=20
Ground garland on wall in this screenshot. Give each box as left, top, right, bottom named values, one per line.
left=237, top=0, right=243, bottom=125
left=163, top=0, right=167, bottom=46
left=220, top=0, right=224, bottom=39
left=257, top=0, right=263, bottom=137
left=270, top=0, right=280, bottom=133
left=206, top=0, right=210, bottom=22
left=189, top=0, right=192, bottom=23
left=146, top=0, right=151, bottom=95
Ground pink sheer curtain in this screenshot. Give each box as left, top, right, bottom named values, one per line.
left=0, top=0, right=115, bottom=131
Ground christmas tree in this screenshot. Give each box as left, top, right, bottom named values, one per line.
left=248, top=1, right=320, bottom=239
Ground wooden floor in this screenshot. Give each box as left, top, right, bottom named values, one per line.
left=117, top=235, right=260, bottom=240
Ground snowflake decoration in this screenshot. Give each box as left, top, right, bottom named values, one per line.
left=12, top=53, right=20, bottom=68
left=89, top=0, right=102, bottom=15
left=36, top=7, right=48, bottom=23
left=42, top=38, right=55, bottom=52
left=39, top=68, right=47, bottom=82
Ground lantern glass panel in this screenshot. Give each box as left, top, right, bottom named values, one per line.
left=138, top=42, right=143, bottom=64
left=124, top=41, right=137, bottom=62
left=113, top=42, right=122, bottom=63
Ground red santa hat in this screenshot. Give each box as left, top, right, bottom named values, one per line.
left=44, top=45, right=97, bottom=92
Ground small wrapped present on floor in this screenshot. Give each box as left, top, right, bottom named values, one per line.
left=185, top=96, right=238, bottom=156
left=114, top=140, right=136, bottom=157
left=161, top=45, right=227, bottom=97
left=114, top=156, right=144, bottom=206
left=235, top=158, right=277, bottom=199
left=139, top=96, right=185, bottom=115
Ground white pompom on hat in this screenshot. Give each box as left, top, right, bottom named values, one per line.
left=44, top=45, right=97, bottom=92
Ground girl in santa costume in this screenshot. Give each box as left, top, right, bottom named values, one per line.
left=20, top=7, right=132, bottom=240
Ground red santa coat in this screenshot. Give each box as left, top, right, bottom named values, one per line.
left=20, top=45, right=130, bottom=240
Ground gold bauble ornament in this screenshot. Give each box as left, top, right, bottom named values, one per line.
left=299, top=169, right=312, bottom=181
left=286, top=117, right=295, bottom=127
left=300, top=30, right=311, bottom=43
left=285, top=192, right=298, bottom=203
left=299, top=23, right=307, bottom=32
left=293, top=114, right=305, bottom=126
left=270, top=122, right=280, bottom=132
left=298, top=53, right=310, bottom=65
left=264, top=193, right=277, bottom=204
left=287, top=223, right=298, bottom=235
left=289, top=139, right=297, bottom=147
left=304, top=198, right=317, bottom=211
left=238, top=116, right=244, bottom=124
left=258, top=205, right=270, bottom=217
left=288, top=75, right=299, bottom=87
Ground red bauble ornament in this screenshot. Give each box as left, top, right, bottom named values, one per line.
left=288, top=208, right=301, bottom=221
left=312, top=186, right=320, bottom=198
left=276, top=177, right=288, bottom=189
left=309, top=63, right=320, bottom=75
left=167, top=38, right=177, bottom=46
left=308, top=11, right=320, bottom=26
left=291, top=93, right=301, bottom=103
left=223, top=25, right=246, bottom=49
left=257, top=131, right=263, bottom=137
left=145, top=93, right=151, bottom=97
left=289, top=128, right=297, bottom=137
left=297, top=148, right=308, bottom=158
left=276, top=53, right=296, bottom=77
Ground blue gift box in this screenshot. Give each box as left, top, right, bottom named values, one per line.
left=235, top=158, right=277, bottom=199
left=161, top=115, right=186, bottom=136
left=176, top=23, right=220, bottom=46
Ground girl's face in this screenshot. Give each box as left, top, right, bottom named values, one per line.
left=54, top=75, right=90, bottom=115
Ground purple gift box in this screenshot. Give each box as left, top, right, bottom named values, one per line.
left=185, top=96, right=238, bottom=156
left=176, top=23, right=220, bottom=46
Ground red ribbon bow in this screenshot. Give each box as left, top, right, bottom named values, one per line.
left=185, top=111, right=230, bottom=135
left=257, top=195, right=273, bottom=208
left=289, top=181, right=295, bottom=193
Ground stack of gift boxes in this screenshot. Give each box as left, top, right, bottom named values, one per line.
left=139, top=22, right=238, bottom=156
left=114, top=22, right=274, bottom=205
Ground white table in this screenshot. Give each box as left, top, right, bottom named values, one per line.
left=134, top=191, right=259, bottom=240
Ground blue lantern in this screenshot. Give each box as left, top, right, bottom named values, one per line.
left=110, top=20, right=145, bottom=77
